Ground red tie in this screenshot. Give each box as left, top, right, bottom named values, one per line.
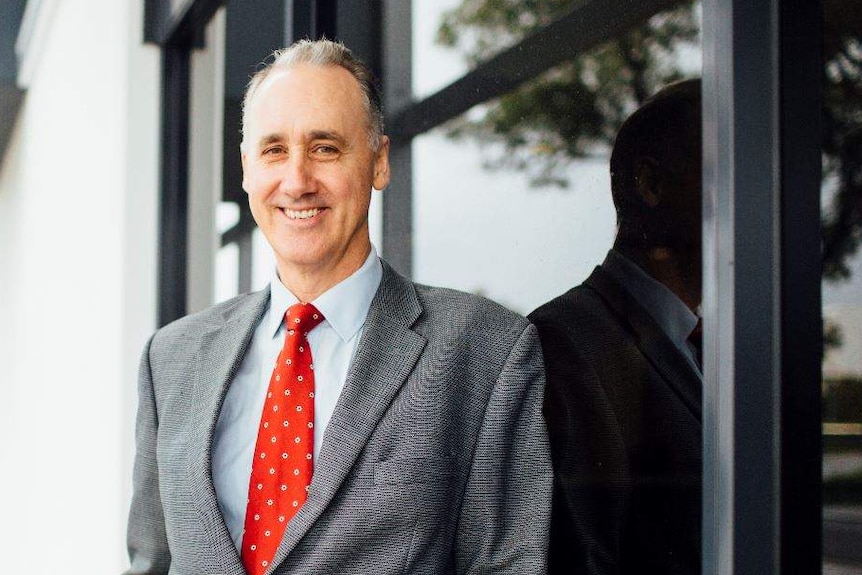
left=241, top=302, right=324, bottom=575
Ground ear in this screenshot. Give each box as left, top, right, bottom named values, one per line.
left=634, top=157, right=661, bottom=207
left=240, top=145, right=250, bottom=194
left=372, top=135, right=391, bottom=191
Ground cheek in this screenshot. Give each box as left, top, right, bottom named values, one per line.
left=246, top=176, right=281, bottom=208
left=243, top=171, right=262, bottom=196
left=344, top=185, right=373, bottom=218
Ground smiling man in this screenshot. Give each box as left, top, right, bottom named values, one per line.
left=125, top=39, right=552, bottom=575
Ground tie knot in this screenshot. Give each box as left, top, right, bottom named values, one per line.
left=285, top=302, right=325, bottom=332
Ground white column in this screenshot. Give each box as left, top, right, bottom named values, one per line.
left=0, top=1, right=160, bottom=572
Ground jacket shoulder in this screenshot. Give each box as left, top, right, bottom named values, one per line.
left=413, top=282, right=530, bottom=336
left=151, top=289, right=268, bottom=345
left=529, top=283, right=610, bottom=329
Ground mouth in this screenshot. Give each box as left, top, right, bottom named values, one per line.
left=282, top=208, right=323, bottom=220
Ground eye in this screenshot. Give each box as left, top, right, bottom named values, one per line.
left=262, top=145, right=286, bottom=157
left=311, top=144, right=339, bottom=157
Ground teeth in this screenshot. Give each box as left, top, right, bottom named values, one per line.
left=286, top=208, right=320, bottom=220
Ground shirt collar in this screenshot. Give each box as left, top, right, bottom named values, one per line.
left=603, top=249, right=699, bottom=349
left=267, top=245, right=383, bottom=342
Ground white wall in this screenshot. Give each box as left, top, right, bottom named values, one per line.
left=0, top=0, right=160, bottom=572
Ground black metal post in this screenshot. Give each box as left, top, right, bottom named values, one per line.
left=381, top=0, right=413, bottom=276
left=286, top=0, right=338, bottom=43
left=778, top=0, right=823, bottom=571
left=157, top=45, right=191, bottom=326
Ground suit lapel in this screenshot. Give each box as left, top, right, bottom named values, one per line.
left=585, top=266, right=703, bottom=420
left=188, top=289, right=270, bottom=574
left=270, top=262, right=427, bottom=566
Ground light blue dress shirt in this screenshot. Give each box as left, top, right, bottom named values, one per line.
left=603, top=249, right=702, bottom=376
left=212, top=247, right=383, bottom=550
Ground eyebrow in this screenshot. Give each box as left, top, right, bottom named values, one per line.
left=308, top=130, right=345, bottom=144
left=256, top=133, right=283, bottom=149
left=255, top=130, right=346, bottom=149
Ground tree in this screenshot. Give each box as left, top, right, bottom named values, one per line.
left=821, top=1, right=862, bottom=281
left=436, top=0, right=699, bottom=187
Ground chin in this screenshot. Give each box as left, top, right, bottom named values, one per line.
left=276, top=251, right=328, bottom=271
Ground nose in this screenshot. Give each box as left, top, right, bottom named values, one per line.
left=278, top=152, right=315, bottom=199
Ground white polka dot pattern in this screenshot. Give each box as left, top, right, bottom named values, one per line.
left=241, top=302, right=322, bottom=575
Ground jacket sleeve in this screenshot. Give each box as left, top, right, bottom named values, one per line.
left=455, top=323, right=553, bottom=574
left=124, top=335, right=172, bottom=575
left=534, top=319, right=629, bottom=575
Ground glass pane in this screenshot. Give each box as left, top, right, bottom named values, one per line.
left=414, top=0, right=701, bottom=313
left=822, top=2, right=862, bottom=570
left=413, top=128, right=616, bottom=314
left=414, top=1, right=703, bottom=571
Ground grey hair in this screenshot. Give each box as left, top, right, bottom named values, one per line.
left=241, top=38, right=385, bottom=151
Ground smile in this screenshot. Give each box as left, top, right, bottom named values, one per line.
left=284, top=208, right=321, bottom=220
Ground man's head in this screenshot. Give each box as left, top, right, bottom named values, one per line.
left=610, top=79, right=702, bottom=255
left=240, top=40, right=390, bottom=300
left=242, top=39, right=385, bottom=152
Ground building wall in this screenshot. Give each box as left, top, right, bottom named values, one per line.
left=0, top=1, right=160, bottom=572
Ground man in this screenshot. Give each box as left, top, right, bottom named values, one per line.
left=125, top=40, right=551, bottom=575
left=529, top=79, right=703, bottom=575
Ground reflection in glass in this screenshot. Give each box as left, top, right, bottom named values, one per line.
left=421, top=2, right=704, bottom=574
left=424, top=0, right=862, bottom=571
left=413, top=0, right=701, bottom=314
left=435, top=0, right=699, bottom=187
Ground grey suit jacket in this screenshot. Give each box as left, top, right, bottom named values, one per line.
left=126, top=261, right=552, bottom=575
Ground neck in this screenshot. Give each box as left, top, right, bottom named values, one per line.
left=277, top=243, right=371, bottom=302
left=614, top=242, right=701, bottom=314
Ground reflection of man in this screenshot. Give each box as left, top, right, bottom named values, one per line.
left=126, top=40, right=551, bottom=575
left=529, top=80, right=703, bottom=575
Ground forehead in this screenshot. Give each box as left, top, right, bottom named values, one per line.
left=244, top=64, right=367, bottom=139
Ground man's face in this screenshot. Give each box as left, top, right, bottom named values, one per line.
left=241, top=64, right=390, bottom=290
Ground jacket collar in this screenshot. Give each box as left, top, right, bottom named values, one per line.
left=585, top=265, right=702, bottom=420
